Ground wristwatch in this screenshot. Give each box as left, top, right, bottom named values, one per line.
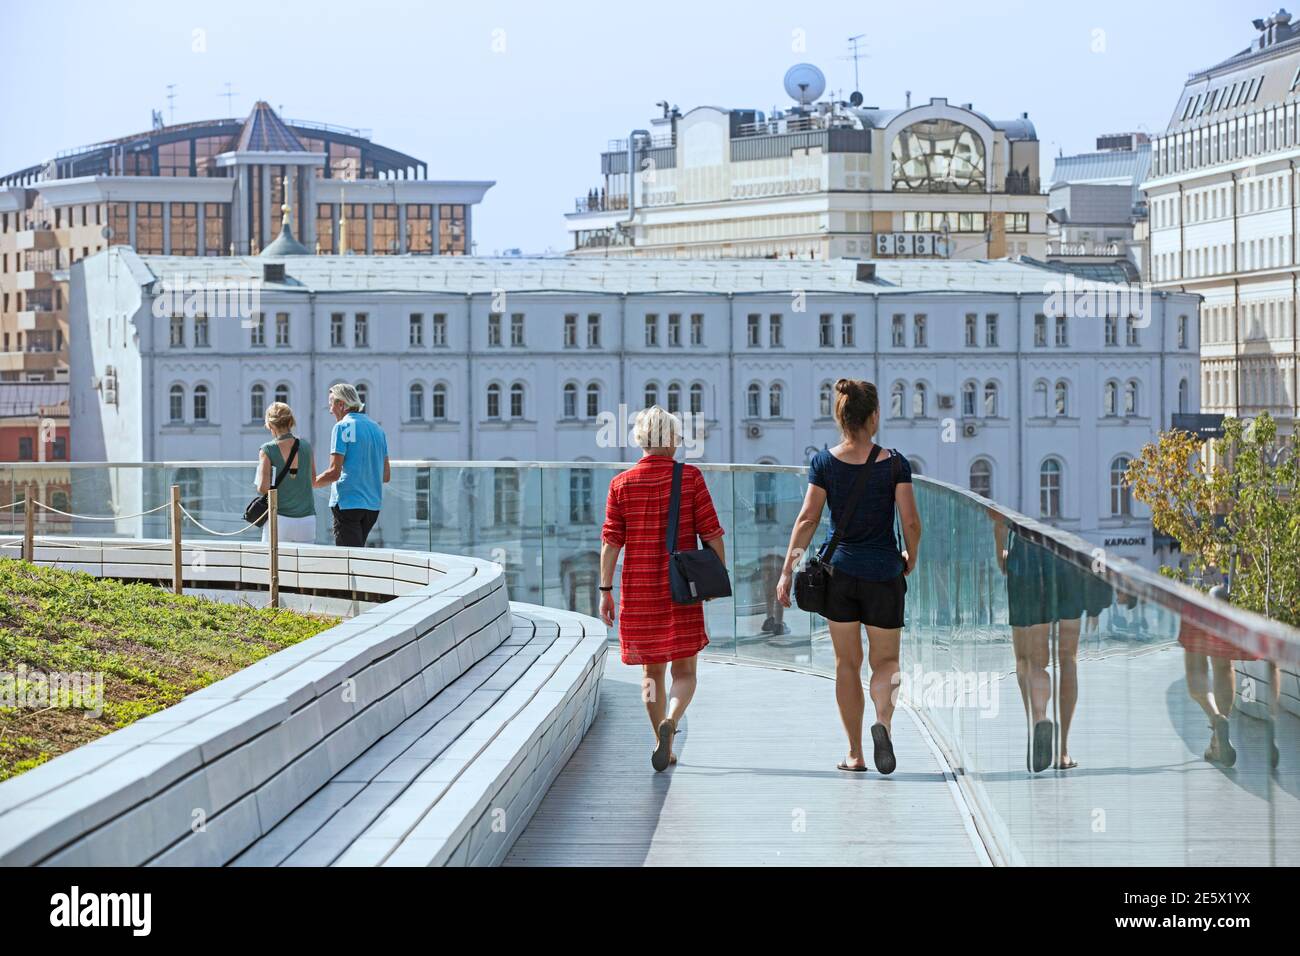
left=598, top=585, right=613, bottom=592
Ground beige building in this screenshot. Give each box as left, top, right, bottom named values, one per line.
left=565, top=83, right=1047, bottom=261
left=1145, top=10, right=1300, bottom=431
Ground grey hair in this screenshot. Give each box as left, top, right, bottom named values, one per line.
left=633, top=405, right=682, bottom=449
left=329, top=382, right=363, bottom=412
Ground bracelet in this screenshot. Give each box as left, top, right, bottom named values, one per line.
left=598, top=585, right=613, bottom=592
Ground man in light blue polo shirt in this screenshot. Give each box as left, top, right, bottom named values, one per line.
left=312, top=382, right=390, bottom=547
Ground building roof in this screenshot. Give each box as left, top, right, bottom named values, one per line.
left=235, top=102, right=308, bottom=153
left=0, top=383, right=69, bottom=419
left=123, top=250, right=1176, bottom=298
left=260, top=220, right=311, bottom=256
left=1049, top=143, right=1151, bottom=188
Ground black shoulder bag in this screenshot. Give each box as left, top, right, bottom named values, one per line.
left=244, top=438, right=300, bottom=528
left=666, top=460, right=732, bottom=605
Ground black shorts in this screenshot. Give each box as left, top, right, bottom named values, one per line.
left=331, top=505, right=379, bottom=548
left=824, top=568, right=907, bottom=629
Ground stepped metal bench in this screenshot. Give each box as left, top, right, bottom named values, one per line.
left=0, top=542, right=607, bottom=867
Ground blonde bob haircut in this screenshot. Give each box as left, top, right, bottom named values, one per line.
left=633, top=405, right=682, bottom=449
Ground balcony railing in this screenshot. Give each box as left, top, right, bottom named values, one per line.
left=3, top=459, right=1298, bottom=865
left=573, top=193, right=629, bottom=214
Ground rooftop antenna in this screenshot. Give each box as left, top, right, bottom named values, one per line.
left=166, top=84, right=177, bottom=125
left=221, top=82, right=239, bottom=116
left=842, top=34, right=868, bottom=92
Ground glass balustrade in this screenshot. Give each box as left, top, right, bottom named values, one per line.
left=3, top=459, right=1298, bottom=864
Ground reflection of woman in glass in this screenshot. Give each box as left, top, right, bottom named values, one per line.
left=995, top=517, right=1110, bottom=772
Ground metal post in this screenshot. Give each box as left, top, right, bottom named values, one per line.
left=22, top=496, right=34, bottom=562
left=268, top=487, right=280, bottom=608
left=171, top=484, right=182, bottom=595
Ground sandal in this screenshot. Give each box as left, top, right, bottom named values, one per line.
left=870, top=723, right=896, bottom=775
left=651, top=719, right=675, bottom=772
left=1212, top=714, right=1236, bottom=768
left=836, top=760, right=868, bottom=773
left=1030, top=719, right=1053, bottom=773
left=1054, top=757, right=1079, bottom=771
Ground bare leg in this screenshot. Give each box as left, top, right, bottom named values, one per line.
left=662, top=655, right=699, bottom=764
left=1210, top=656, right=1236, bottom=716
left=1055, top=618, right=1081, bottom=767
left=1184, top=651, right=1220, bottom=722
left=642, top=662, right=667, bottom=739
left=865, top=625, right=902, bottom=732
left=828, top=620, right=866, bottom=768
left=1013, top=624, right=1052, bottom=723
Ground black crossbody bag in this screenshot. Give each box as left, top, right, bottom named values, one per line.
left=666, top=460, right=732, bottom=605
left=243, top=438, right=300, bottom=528
left=794, top=445, right=903, bottom=614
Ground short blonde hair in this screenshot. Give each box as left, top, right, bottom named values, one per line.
left=633, top=405, right=682, bottom=449
left=265, top=401, right=295, bottom=432
left=329, top=382, right=363, bottom=412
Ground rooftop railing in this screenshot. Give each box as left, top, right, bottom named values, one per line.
left=3, top=460, right=1298, bottom=864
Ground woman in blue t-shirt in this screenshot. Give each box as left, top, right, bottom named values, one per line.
left=776, top=379, right=922, bottom=775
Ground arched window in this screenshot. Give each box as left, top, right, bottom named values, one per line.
left=667, top=382, right=682, bottom=414
left=431, top=383, right=447, bottom=421
left=1178, top=377, right=1189, bottom=413
left=962, top=381, right=978, bottom=417
left=746, top=383, right=762, bottom=418
left=249, top=384, right=266, bottom=423
left=486, top=383, right=501, bottom=420
left=562, top=382, right=578, bottom=419
left=689, top=382, right=704, bottom=416
left=408, top=383, right=425, bottom=421
left=1039, top=458, right=1063, bottom=518
left=169, top=384, right=185, bottom=423
left=1124, top=380, right=1139, bottom=416
left=1104, top=380, right=1119, bottom=417
left=586, top=382, right=601, bottom=419
left=819, top=381, right=833, bottom=418
left=969, top=458, right=992, bottom=499
left=909, top=458, right=924, bottom=475
left=274, top=383, right=289, bottom=406
left=891, top=382, right=906, bottom=418
left=911, top=382, right=927, bottom=418
left=356, top=383, right=369, bottom=410
left=983, top=381, right=999, bottom=417
left=193, top=384, right=209, bottom=423
left=1033, top=380, right=1048, bottom=417
left=891, top=119, right=986, bottom=192
left=1054, top=380, right=1069, bottom=417
left=510, top=382, right=525, bottom=419
left=1110, top=455, right=1133, bottom=516
left=768, top=383, right=784, bottom=418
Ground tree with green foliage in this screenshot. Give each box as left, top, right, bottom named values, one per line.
left=1126, top=412, right=1300, bottom=627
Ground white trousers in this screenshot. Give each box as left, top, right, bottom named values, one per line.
left=260, top=513, right=317, bottom=544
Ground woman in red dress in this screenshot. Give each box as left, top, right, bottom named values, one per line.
left=599, top=406, right=725, bottom=772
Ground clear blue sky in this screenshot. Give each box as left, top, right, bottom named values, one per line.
left=1, top=0, right=1251, bottom=253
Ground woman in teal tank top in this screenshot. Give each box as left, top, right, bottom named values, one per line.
left=255, top=402, right=317, bottom=543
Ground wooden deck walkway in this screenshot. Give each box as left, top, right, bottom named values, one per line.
left=505, top=655, right=988, bottom=866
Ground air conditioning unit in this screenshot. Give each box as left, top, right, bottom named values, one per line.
left=747, top=424, right=763, bottom=439
left=962, top=422, right=978, bottom=438
left=938, top=394, right=955, bottom=410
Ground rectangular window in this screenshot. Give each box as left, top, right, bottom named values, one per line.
left=194, top=314, right=210, bottom=348
left=432, top=313, right=447, bottom=347
left=510, top=313, right=525, bottom=347
left=1055, top=315, right=1068, bottom=347
left=331, top=313, right=345, bottom=347
left=820, top=314, right=834, bottom=347
left=913, top=314, right=927, bottom=348
left=564, top=314, right=578, bottom=347
left=644, top=314, right=659, bottom=346
left=690, top=313, right=704, bottom=346
left=965, top=313, right=977, bottom=347
left=892, top=314, right=905, bottom=347
left=1178, top=314, right=1189, bottom=349
left=587, top=313, right=601, bottom=347
left=18, top=437, right=33, bottom=461
left=250, top=312, right=266, bottom=347
left=1126, top=317, right=1140, bottom=346
left=488, top=313, right=502, bottom=347
left=668, top=313, right=682, bottom=347
left=769, top=314, right=783, bottom=347
left=170, top=315, right=185, bottom=348
left=409, top=313, right=424, bottom=347
left=748, top=314, right=761, bottom=347
left=354, top=313, right=369, bottom=348
left=841, top=314, right=855, bottom=347
left=1034, top=314, right=1047, bottom=347
left=275, top=312, right=290, bottom=347
left=1105, top=315, right=1118, bottom=346
left=985, top=314, right=998, bottom=347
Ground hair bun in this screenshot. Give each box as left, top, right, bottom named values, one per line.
left=835, top=378, right=855, bottom=395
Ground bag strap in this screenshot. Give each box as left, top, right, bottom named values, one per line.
left=821, top=444, right=877, bottom=564
left=271, top=439, right=300, bottom=491
left=666, top=460, right=684, bottom=555
left=890, top=448, right=904, bottom=553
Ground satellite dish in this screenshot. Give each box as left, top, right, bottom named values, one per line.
left=783, top=63, right=826, bottom=106
left=101, top=226, right=113, bottom=240
left=849, top=91, right=864, bottom=107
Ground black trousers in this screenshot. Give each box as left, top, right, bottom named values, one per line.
left=331, top=505, right=379, bottom=548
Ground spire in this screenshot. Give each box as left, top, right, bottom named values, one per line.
left=235, top=101, right=307, bottom=153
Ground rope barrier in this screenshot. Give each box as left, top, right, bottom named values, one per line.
left=178, top=504, right=260, bottom=538
left=0, top=501, right=25, bottom=512
left=31, top=501, right=172, bottom=521
left=30, top=537, right=172, bottom=552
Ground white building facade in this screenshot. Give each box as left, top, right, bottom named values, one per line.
left=1145, top=10, right=1300, bottom=432
left=70, top=251, right=1199, bottom=569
